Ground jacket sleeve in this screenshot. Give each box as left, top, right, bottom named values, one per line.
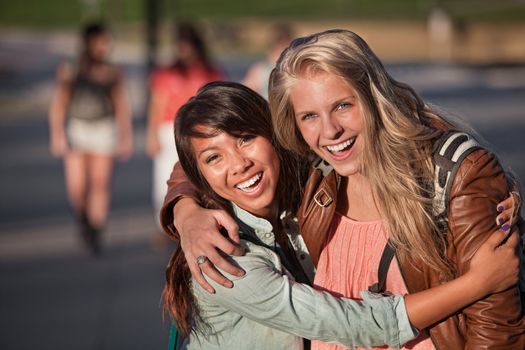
left=447, top=149, right=525, bottom=350
left=160, top=161, right=199, bottom=239
left=194, top=242, right=417, bottom=348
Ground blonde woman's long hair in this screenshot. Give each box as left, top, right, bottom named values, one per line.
left=269, top=29, right=458, bottom=277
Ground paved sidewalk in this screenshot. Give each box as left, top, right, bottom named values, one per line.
left=0, top=207, right=174, bottom=350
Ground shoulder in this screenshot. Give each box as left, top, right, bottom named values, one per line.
left=151, top=67, right=174, bottom=81
left=214, top=240, right=283, bottom=280
left=452, top=148, right=505, bottom=193
left=193, top=241, right=283, bottom=299
left=430, top=131, right=505, bottom=194
left=56, top=61, right=75, bottom=82
left=102, top=64, right=123, bottom=86
left=151, top=67, right=183, bottom=88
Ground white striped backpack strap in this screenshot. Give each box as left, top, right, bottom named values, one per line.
left=311, top=156, right=334, bottom=177
left=432, top=131, right=482, bottom=231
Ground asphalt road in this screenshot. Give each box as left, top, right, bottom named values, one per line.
left=0, top=30, right=524, bottom=350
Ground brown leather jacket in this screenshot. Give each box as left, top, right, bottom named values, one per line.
left=161, top=149, right=525, bottom=349
left=407, top=149, right=525, bottom=349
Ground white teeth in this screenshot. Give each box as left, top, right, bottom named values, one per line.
left=326, top=138, right=355, bottom=153
left=236, top=173, right=262, bottom=190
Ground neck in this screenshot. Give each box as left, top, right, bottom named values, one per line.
left=236, top=202, right=280, bottom=226
left=338, top=173, right=382, bottom=221
left=261, top=205, right=280, bottom=227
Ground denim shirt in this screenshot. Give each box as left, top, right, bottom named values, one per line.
left=182, top=204, right=417, bottom=350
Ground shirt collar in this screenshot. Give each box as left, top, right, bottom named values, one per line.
left=231, top=203, right=276, bottom=245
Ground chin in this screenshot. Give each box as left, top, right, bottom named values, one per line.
left=332, top=164, right=360, bottom=177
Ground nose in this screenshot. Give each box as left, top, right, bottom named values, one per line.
left=230, top=151, right=253, bottom=176
left=321, top=114, right=343, bottom=140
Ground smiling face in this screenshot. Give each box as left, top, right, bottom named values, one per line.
left=87, top=32, right=111, bottom=61
left=290, top=71, right=364, bottom=177
left=191, top=128, right=281, bottom=219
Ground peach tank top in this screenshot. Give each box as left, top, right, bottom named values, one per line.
left=311, top=212, right=435, bottom=350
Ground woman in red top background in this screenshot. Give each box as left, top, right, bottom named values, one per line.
left=146, top=23, right=223, bottom=238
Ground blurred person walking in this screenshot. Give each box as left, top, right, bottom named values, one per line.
left=146, top=22, right=223, bottom=244
left=48, top=22, right=133, bottom=255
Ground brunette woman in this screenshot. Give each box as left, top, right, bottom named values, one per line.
left=48, top=22, right=132, bottom=253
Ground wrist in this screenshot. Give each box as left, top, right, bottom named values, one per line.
left=173, top=197, right=200, bottom=226
left=462, top=270, right=487, bottom=300
left=52, top=128, right=65, bottom=137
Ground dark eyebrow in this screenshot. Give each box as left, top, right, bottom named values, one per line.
left=197, top=146, right=217, bottom=158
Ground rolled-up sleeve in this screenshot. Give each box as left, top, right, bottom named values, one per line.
left=194, top=244, right=417, bottom=349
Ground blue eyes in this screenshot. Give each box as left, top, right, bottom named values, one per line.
left=300, top=102, right=352, bottom=121
left=337, top=102, right=350, bottom=110
left=302, top=113, right=316, bottom=121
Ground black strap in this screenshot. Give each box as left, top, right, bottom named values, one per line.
left=368, top=240, right=395, bottom=294
left=238, top=223, right=311, bottom=285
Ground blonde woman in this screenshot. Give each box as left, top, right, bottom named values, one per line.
left=162, top=30, right=523, bottom=349
left=266, top=29, right=524, bottom=349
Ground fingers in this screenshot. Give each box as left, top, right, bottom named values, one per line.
left=485, top=228, right=509, bottom=248
left=186, top=247, right=245, bottom=293
left=175, top=205, right=245, bottom=293
left=496, top=213, right=512, bottom=231
left=496, top=192, right=521, bottom=226
left=214, top=236, right=245, bottom=258
left=205, top=248, right=245, bottom=278
left=497, top=195, right=514, bottom=213
left=186, top=255, right=216, bottom=294
left=496, top=197, right=513, bottom=227
left=503, top=227, right=520, bottom=249
left=182, top=235, right=245, bottom=293
left=215, top=211, right=241, bottom=245
left=510, top=191, right=521, bottom=224
left=200, top=259, right=234, bottom=289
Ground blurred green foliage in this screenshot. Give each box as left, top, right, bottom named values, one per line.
left=0, top=0, right=524, bottom=27
left=0, top=0, right=143, bottom=27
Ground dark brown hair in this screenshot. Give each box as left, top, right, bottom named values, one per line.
left=163, top=81, right=308, bottom=336
left=79, top=21, right=110, bottom=67
left=172, top=22, right=215, bottom=76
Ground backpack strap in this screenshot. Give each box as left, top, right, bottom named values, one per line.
left=311, top=157, right=334, bottom=177
left=369, top=131, right=481, bottom=294
left=368, top=240, right=395, bottom=294
left=432, top=131, right=481, bottom=231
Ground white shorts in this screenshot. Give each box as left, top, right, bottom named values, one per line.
left=67, top=118, right=116, bottom=155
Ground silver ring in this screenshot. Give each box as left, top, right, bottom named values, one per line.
left=196, top=255, right=208, bottom=265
